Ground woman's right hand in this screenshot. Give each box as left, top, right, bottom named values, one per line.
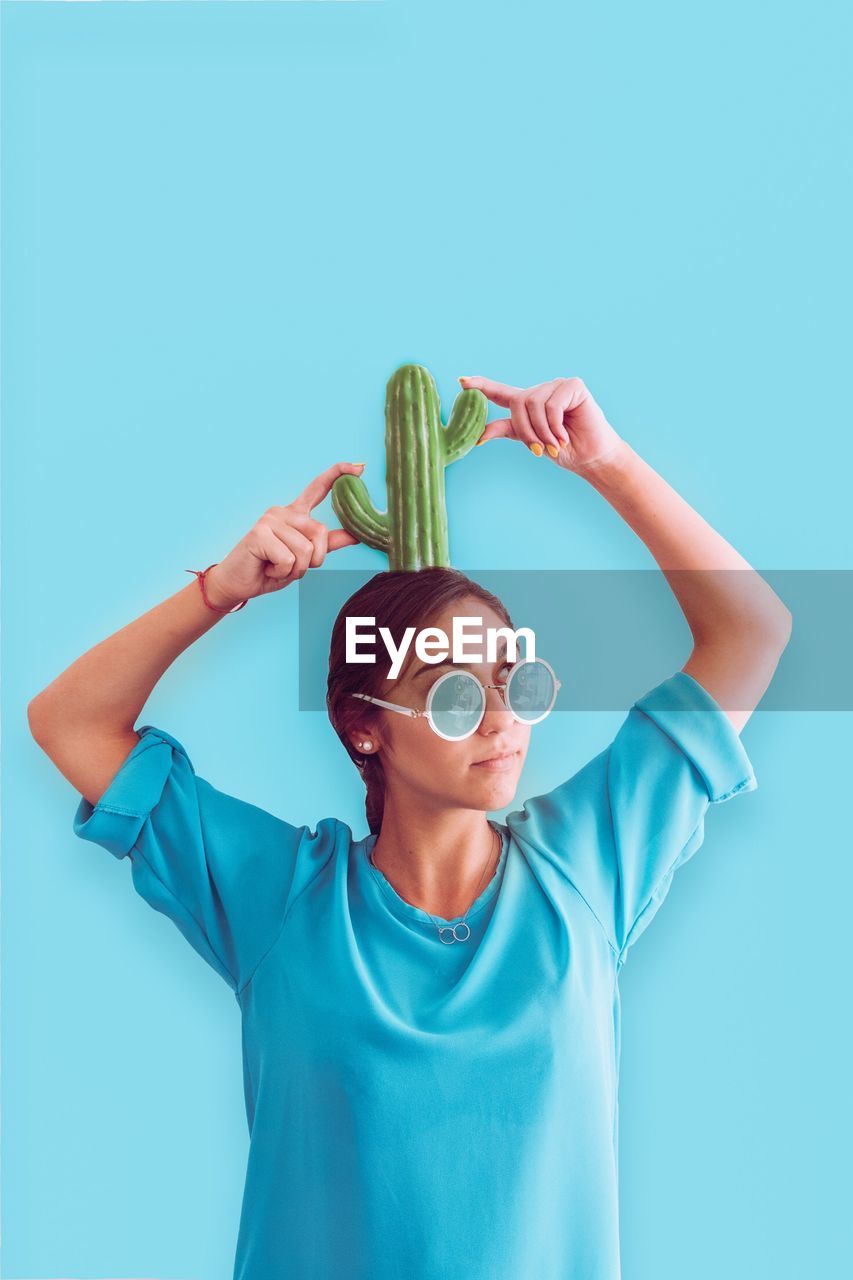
left=203, top=462, right=366, bottom=608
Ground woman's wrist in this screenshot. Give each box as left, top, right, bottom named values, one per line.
left=570, top=437, right=636, bottom=486
left=199, top=564, right=246, bottom=612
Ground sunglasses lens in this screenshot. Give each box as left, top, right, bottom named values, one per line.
left=506, top=659, right=558, bottom=723
left=429, top=671, right=486, bottom=739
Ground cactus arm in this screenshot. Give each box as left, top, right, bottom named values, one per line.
left=330, top=475, right=390, bottom=553
left=443, top=388, right=488, bottom=465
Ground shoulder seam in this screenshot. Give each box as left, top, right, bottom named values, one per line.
left=236, top=837, right=337, bottom=999
left=560, top=870, right=621, bottom=962
left=616, top=812, right=706, bottom=965
left=128, top=840, right=239, bottom=990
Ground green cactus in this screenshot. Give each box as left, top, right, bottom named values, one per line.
left=331, top=363, right=487, bottom=571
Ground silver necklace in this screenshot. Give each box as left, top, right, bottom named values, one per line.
left=369, top=822, right=502, bottom=945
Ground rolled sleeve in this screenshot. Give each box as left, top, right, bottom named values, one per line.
left=505, top=671, right=758, bottom=967
left=73, top=726, right=183, bottom=858
left=633, top=671, right=758, bottom=805
left=73, top=725, right=332, bottom=993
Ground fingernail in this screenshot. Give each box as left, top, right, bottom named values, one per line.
left=475, top=437, right=487, bottom=446
left=529, top=442, right=544, bottom=457
left=545, top=444, right=559, bottom=459
left=458, top=375, right=476, bottom=384
left=351, top=461, right=366, bottom=467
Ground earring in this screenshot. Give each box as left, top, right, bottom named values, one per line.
left=359, top=740, right=373, bottom=751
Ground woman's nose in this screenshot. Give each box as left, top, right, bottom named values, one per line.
left=482, top=684, right=514, bottom=720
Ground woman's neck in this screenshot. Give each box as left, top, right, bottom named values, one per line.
left=370, top=814, right=501, bottom=919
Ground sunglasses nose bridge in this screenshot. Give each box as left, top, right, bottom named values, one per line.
left=481, top=680, right=514, bottom=717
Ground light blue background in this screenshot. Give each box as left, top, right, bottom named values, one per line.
left=3, top=1, right=850, bottom=1276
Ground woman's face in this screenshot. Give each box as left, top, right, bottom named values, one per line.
left=357, top=597, right=531, bottom=812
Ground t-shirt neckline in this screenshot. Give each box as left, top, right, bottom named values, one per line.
left=360, top=822, right=509, bottom=930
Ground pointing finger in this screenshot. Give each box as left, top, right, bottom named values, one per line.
left=293, top=461, right=366, bottom=514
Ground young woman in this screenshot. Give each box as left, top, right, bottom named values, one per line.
left=28, top=373, right=791, bottom=1280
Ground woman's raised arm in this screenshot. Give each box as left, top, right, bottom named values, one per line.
left=461, top=373, right=792, bottom=733
left=27, top=461, right=364, bottom=806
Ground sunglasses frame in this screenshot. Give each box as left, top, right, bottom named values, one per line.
left=350, top=656, right=562, bottom=742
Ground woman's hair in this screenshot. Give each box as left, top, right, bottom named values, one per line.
left=326, top=567, right=515, bottom=835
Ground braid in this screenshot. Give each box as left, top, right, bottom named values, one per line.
left=362, top=753, right=386, bottom=836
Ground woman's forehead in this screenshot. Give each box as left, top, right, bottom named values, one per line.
left=424, top=599, right=508, bottom=634
left=394, top=623, right=513, bottom=686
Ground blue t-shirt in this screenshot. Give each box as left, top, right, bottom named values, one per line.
left=72, top=670, right=757, bottom=1280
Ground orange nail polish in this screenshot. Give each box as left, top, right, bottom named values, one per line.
left=529, top=442, right=544, bottom=457
left=545, top=444, right=559, bottom=459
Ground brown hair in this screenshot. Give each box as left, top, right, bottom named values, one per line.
left=326, top=567, right=515, bottom=836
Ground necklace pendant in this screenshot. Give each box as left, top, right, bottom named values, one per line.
left=436, top=922, right=473, bottom=943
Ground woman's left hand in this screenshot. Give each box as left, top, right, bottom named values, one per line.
left=459, top=374, right=626, bottom=474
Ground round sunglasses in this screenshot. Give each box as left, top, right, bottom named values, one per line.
left=350, top=656, right=561, bottom=742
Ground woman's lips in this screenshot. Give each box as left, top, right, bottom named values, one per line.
left=471, top=751, right=519, bottom=771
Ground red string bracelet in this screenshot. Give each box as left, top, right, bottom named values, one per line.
left=184, top=563, right=249, bottom=614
